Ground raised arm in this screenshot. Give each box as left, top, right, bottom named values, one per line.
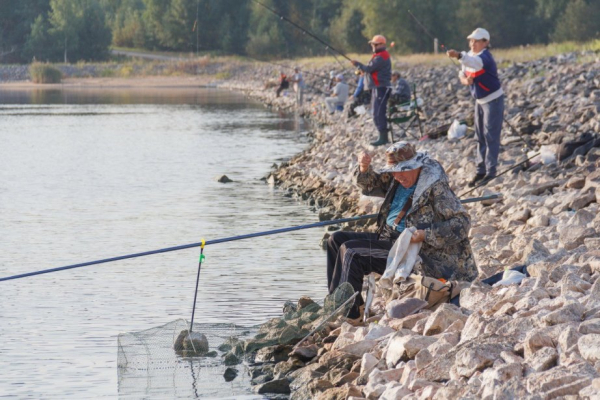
left=353, top=151, right=391, bottom=198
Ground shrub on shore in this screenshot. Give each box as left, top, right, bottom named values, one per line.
left=29, top=63, right=62, bottom=84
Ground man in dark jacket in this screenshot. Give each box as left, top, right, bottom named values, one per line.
left=326, top=142, right=477, bottom=319
left=352, top=35, right=392, bottom=147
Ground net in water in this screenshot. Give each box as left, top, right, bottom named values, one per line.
left=117, top=282, right=356, bottom=398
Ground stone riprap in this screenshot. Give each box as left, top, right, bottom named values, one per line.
left=220, top=51, right=600, bottom=399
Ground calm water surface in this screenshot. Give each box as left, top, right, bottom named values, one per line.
left=0, top=88, right=328, bottom=398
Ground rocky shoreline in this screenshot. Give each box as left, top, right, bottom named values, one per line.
left=4, top=51, right=600, bottom=398
left=216, top=50, right=600, bottom=399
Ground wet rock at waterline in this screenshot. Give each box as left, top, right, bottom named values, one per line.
left=174, top=330, right=209, bottom=357
left=216, top=175, right=233, bottom=183
left=223, top=367, right=238, bottom=382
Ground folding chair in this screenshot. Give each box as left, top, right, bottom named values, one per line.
left=387, top=84, right=425, bottom=142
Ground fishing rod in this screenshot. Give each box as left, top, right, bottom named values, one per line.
left=251, top=0, right=352, bottom=63
left=0, top=194, right=501, bottom=283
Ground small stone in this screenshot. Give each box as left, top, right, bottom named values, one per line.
left=578, top=334, right=600, bottom=362
left=423, top=304, right=467, bottom=336
left=255, top=378, right=291, bottom=394
left=579, top=318, right=600, bottom=334
left=297, top=296, right=315, bottom=309
left=386, top=333, right=437, bottom=365
left=566, top=176, right=586, bottom=189
left=521, top=239, right=550, bottom=264
left=527, top=215, right=549, bottom=227
left=174, top=330, right=209, bottom=356
left=216, top=174, right=234, bottom=183
left=386, top=298, right=428, bottom=319
left=223, top=367, right=238, bottom=382
left=223, top=352, right=240, bottom=366
left=289, top=344, right=318, bottom=361
left=528, top=346, right=558, bottom=372
left=542, top=302, right=584, bottom=325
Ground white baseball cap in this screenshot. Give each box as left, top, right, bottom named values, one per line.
left=467, top=28, right=490, bottom=41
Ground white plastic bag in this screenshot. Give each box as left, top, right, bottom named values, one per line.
left=354, top=105, right=366, bottom=115
left=492, top=269, right=526, bottom=287
left=380, top=227, right=422, bottom=288
left=540, top=144, right=557, bottom=165
left=448, top=120, right=467, bottom=140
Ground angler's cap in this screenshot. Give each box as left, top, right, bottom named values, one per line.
left=379, top=141, right=426, bottom=173
left=336, top=73, right=345, bottom=81
left=467, top=28, right=490, bottom=41
left=368, top=35, right=386, bottom=45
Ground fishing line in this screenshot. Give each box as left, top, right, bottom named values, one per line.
left=0, top=195, right=501, bottom=283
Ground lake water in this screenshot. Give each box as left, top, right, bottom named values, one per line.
left=0, top=87, right=329, bottom=398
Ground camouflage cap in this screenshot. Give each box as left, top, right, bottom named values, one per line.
left=379, top=141, right=426, bottom=173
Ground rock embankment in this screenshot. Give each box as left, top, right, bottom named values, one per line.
left=220, top=50, right=600, bottom=399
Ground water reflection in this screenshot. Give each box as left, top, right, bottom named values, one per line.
left=0, top=87, right=254, bottom=105
left=0, top=88, right=326, bottom=398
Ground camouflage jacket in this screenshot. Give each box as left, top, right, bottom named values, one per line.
left=354, top=156, right=478, bottom=282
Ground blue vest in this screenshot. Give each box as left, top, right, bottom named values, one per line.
left=465, top=49, right=501, bottom=100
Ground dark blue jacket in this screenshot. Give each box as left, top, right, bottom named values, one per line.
left=356, top=49, right=392, bottom=89
left=464, top=49, right=501, bottom=100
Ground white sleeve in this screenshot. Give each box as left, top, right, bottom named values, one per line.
left=460, top=51, right=484, bottom=70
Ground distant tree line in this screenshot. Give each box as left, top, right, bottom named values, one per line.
left=0, top=0, right=599, bottom=63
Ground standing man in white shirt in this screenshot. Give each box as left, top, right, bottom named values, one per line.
left=447, top=28, right=504, bottom=187
left=290, top=67, right=305, bottom=106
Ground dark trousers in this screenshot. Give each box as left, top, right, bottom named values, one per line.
left=326, top=231, right=392, bottom=318
left=372, top=87, right=391, bottom=134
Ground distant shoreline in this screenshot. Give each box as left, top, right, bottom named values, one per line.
left=0, top=76, right=220, bottom=90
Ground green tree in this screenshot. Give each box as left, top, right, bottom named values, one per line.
left=456, top=0, right=540, bottom=48
left=48, top=0, right=80, bottom=62
left=77, top=1, right=113, bottom=60
left=23, top=15, right=59, bottom=62
left=329, top=0, right=367, bottom=53
left=0, top=0, right=51, bottom=62
left=552, top=0, right=600, bottom=42
left=357, top=0, right=461, bottom=54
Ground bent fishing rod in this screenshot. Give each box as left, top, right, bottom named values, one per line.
left=251, top=0, right=352, bottom=63
left=0, top=194, right=501, bottom=283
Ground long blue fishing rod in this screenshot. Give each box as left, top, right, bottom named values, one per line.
left=0, top=194, right=501, bottom=283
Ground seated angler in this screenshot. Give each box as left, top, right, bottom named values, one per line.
left=389, top=71, right=411, bottom=106
left=324, top=74, right=350, bottom=114
left=326, top=142, right=478, bottom=320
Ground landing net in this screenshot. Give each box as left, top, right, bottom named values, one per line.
left=117, top=282, right=355, bottom=398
